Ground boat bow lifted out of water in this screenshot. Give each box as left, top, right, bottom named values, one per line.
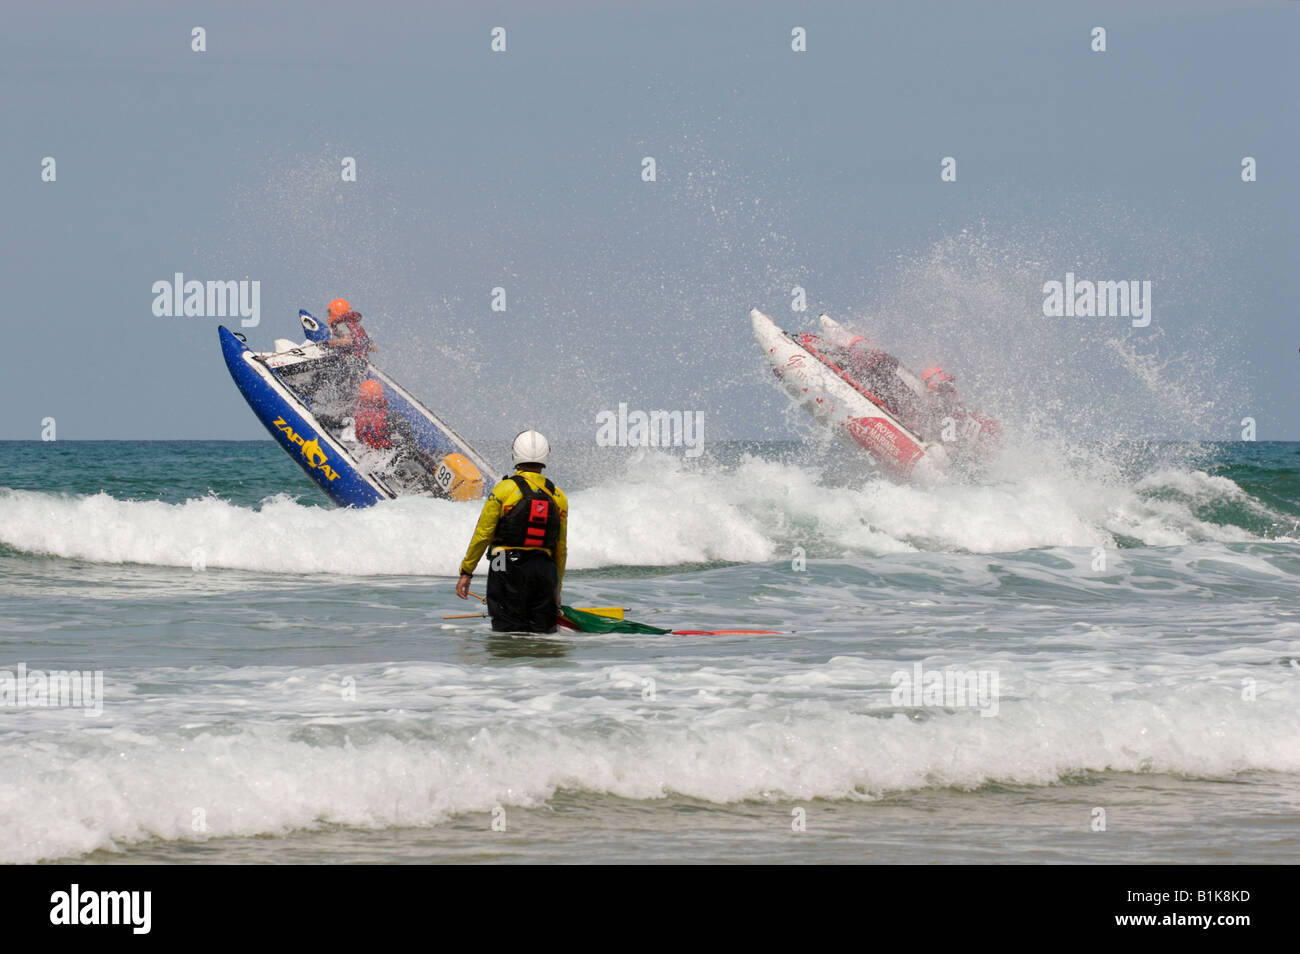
left=219, top=311, right=497, bottom=507
left=751, top=308, right=999, bottom=481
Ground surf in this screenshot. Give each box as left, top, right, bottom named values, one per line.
left=0, top=443, right=1293, bottom=576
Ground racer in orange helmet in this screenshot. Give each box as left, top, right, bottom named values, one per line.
left=324, top=298, right=374, bottom=358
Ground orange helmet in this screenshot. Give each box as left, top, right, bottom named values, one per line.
left=922, top=366, right=955, bottom=389
left=327, top=298, right=352, bottom=323
left=358, top=379, right=386, bottom=404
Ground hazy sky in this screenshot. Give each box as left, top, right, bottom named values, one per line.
left=3, top=0, right=1296, bottom=441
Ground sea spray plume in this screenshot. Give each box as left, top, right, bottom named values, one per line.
left=1104, top=328, right=1225, bottom=441
left=206, top=149, right=500, bottom=438
left=520, top=129, right=811, bottom=445
left=806, top=222, right=1250, bottom=515
left=221, top=148, right=412, bottom=307
left=740, top=222, right=1272, bottom=547
left=204, top=133, right=814, bottom=446
left=856, top=220, right=1249, bottom=445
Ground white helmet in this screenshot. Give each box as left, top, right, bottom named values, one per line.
left=511, top=429, right=550, bottom=467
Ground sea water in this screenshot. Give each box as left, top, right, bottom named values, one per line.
left=1, top=439, right=1297, bottom=864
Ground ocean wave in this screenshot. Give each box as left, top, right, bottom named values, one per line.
left=3, top=658, right=1297, bottom=863
left=0, top=444, right=1289, bottom=575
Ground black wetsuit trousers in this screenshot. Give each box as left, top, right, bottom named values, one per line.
left=486, top=549, right=559, bottom=634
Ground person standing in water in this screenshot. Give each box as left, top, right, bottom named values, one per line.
left=456, top=430, right=568, bottom=633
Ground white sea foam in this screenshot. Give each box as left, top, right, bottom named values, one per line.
left=0, top=444, right=1276, bottom=575
left=2, top=657, right=1297, bottom=863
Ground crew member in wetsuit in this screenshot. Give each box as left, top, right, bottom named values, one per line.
left=455, top=430, right=568, bottom=633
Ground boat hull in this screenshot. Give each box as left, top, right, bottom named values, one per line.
left=219, top=326, right=496, bottom=506
left=750, top=309, right=950, bottom=481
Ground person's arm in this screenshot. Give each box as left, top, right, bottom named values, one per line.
left=455, top=484, right=508, bottom=597
left=326, top=325, right=353, bottom=348
left=554, top=490, right=568, bottom=605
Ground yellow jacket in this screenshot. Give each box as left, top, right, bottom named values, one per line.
left=459, top=469, right=568, bottom=582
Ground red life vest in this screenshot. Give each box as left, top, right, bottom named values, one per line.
left=495, top=476, right=561, bottom=552
left=334, top=313, right=373, bottom=357
left=354, top=398, right=391, bottom=449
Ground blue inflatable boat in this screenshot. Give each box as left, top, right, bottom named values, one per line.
left=219, top=312, right=497, bottom=507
